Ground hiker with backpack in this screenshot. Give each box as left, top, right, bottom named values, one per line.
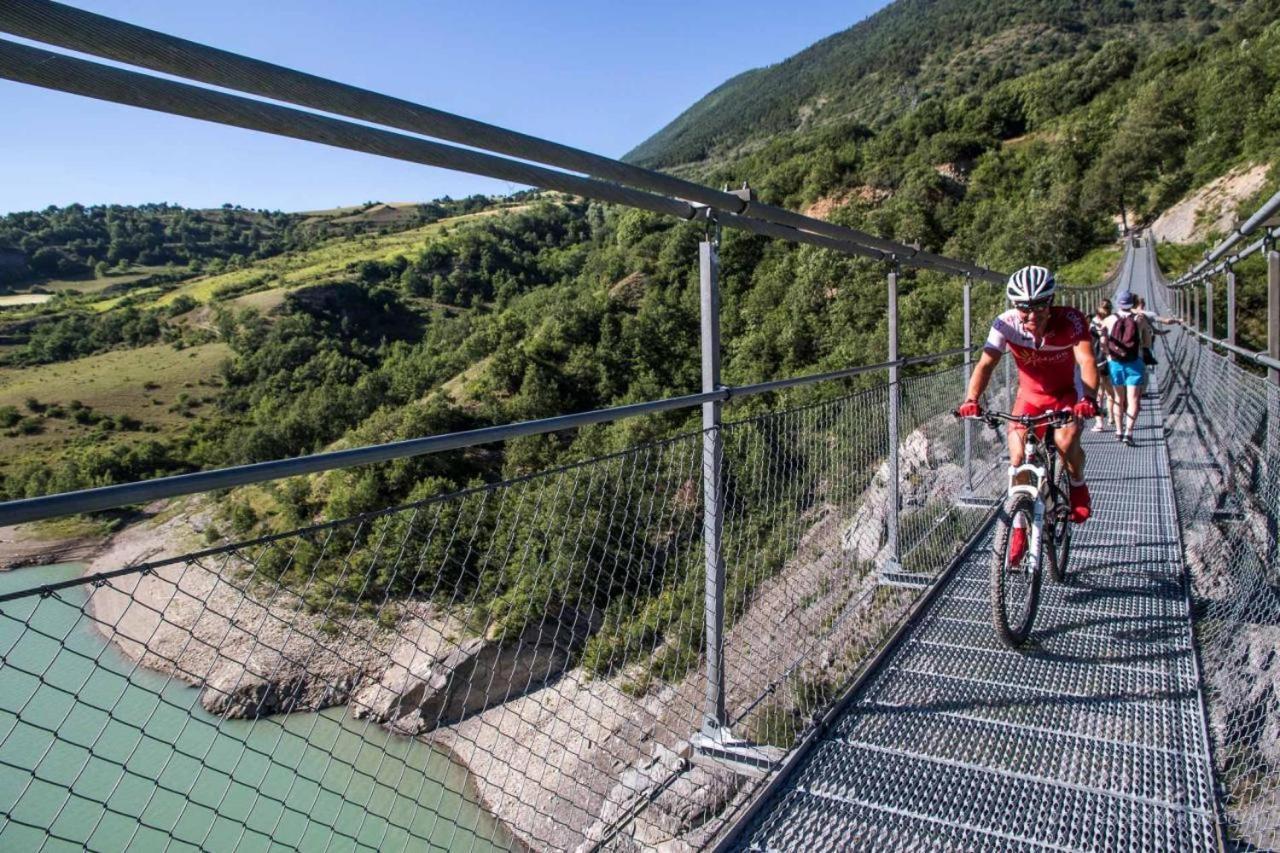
left=1101, top=290, right=1145, bottom=446
left=1132, top=295, right=1181, bottom=391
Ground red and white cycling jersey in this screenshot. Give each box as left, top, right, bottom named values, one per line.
left=984, top=306, right=1089, bottom=405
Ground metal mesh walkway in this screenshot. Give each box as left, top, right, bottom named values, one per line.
left=730, top=329, right=1221, bottom=847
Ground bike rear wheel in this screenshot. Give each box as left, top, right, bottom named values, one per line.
left=991, top=494, right=1043, bottom=647
left=1046, top=461, right=1073, bottom=583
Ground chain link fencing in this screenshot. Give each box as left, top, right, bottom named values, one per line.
left=0, top=361, right=1013, bottom=852
left=1155, top=280, right=1280, bottom=850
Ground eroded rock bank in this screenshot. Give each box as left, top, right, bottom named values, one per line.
left=85, top=506, right=589, bottom=724
left=1, top=521, right=110, bottom=570
left=86, top=507, right=392, bottom=717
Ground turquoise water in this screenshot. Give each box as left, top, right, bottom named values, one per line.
left=0, top=564, right=513, bottom=852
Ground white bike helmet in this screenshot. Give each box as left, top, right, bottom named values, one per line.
left=1006, top=265, right=1056, bottom=305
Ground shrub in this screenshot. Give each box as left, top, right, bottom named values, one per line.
left=229, top=502, right=258, bottom=534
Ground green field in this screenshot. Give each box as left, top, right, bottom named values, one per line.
left=0, top=294, right=53, bottom=307
left=0, top=342, right=230, bottom=469
left=5, top=267, right=169, bottom=296
left=153, top=206, right=526, bottom=308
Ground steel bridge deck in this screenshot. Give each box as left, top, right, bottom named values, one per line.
left=730, top=386, right=1220, bottom=851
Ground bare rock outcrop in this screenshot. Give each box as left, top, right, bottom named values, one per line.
left=842, top=421, right=975, bottom=564
left=87, top=506, right=600, bottom=728
left=349, top=603, right=469, bottom=721
left=361, top=607, right=600, bottom=734
left=1148, top=163, right=1270, bottom=244
left=581, top=741, right=745, bottom=852
left=1207, top=623, right=1280, bottom=768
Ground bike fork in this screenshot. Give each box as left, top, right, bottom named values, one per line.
left=1029, top=498, right=1046, bottom=573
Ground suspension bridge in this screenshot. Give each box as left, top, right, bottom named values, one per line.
left=0, top=2, right=1278, bottom=851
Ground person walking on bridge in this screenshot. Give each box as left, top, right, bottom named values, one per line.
left=1133, top=295, right=1180, bottom=393
left=958, top=266, right=1100, bottom=564
left=1090, top=299, right=1114, bottom=432
left=1100, top=289, right=1146, bottom=446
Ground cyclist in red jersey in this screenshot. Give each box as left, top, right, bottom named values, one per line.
left=958, top=266, right=1100, bottom=563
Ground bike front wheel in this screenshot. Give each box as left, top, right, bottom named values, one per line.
left=991, top=493, right=1043, bottom=647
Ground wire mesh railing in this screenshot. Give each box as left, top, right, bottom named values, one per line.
left=1154, top=262, right=1280, bottom=851
left=0, top=360, right=1010, bottom=852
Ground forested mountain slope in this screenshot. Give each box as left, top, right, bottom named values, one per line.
left=629, top=0, right=1236, bottom=170
left=629, top=0, right=1279, bottom=274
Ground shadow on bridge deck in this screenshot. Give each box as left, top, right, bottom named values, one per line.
left=729, top=306, right=1220, bottom=850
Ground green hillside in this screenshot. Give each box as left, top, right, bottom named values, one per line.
left=620, top=0, right=1279, bottom=278
left=627, top=0, right=1237, bottom=170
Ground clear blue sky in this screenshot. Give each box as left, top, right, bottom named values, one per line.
left=0, top=0, right=889, bottom=214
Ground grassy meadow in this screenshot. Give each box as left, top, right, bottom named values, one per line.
left=153, top=206, right=526, bottom=308
left=0, top=342, right=230, bottom=475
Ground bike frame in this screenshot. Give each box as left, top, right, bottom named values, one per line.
left=970, top=408, right=1073, bottom=574
left=1006, top=430, right=1055, bottom=574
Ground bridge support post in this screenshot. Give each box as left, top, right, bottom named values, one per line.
left=1205, top=278, right=1214, bottom=340
left=1226, top=268, right=1236, bottom=362
left=1269, top=247, right=1280, bottom=386
left=691, top=234, right=783, bottom=775
left=963, top=276, right=973, bottom=494
left=1193, top=287, right=1201, bottom=332
left=1266, top=247, right=1280, bottom=489
left=956, top=275, right=994, bottom=510
left=699, top=237, right=726, bottom=734
left=884, top=263, right=902, bottom=576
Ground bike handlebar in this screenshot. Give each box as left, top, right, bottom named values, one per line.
left=954, top=409, right=1074, bottom=429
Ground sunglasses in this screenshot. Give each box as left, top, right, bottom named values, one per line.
left=1013, top=299, right=1052, bottom=313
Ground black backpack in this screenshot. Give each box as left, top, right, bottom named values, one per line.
left=1107, top=314, right=1139, bottom=361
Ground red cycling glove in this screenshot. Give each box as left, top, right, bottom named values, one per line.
left=957, top=399, right=982, bottom=418
left=1072, top=397, right=1098, bottom=420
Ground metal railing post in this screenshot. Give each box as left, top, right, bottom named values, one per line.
left=1269, top=245, right=1280, bottom=487
left=1205, top=278, right=1214, bottom=340
left=1270, top=246, right=1280, bottom=386
left=1193, top=287, right=1201, bottom=332
left=699, top=236, right=726, bottom=733
left=962, top=275, right=973, bottom=495
left=885, top=262, right=902, bottom=575
left=1226, top=268, right=1237, bottom=362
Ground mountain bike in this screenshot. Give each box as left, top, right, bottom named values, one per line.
left=962, top=409, right=1074, bottom=647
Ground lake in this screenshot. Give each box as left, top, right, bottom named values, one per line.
left=0, top=563, right=514, bottom=851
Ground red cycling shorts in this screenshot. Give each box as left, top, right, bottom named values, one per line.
left=1011, top=388, right=1078, bottom=436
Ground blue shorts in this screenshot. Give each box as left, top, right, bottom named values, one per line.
left=1108, top=358, right=1146, bottom=387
